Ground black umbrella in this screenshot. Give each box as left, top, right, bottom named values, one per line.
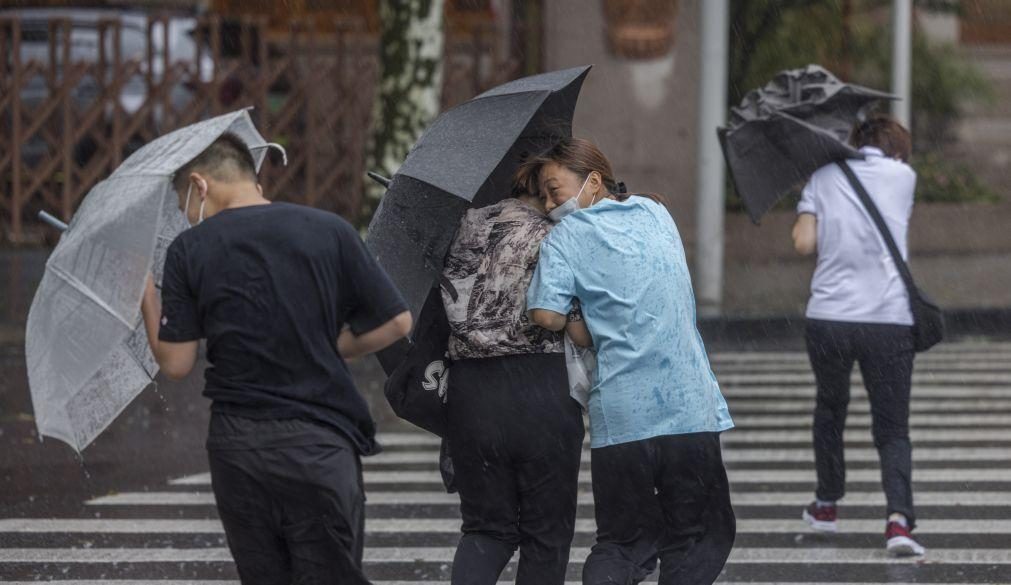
left=365, top=65, right=591, bottom=374
left=719, top=64, right=896, bottom=223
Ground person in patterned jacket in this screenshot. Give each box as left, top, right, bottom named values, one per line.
left=440, top=180, right=585, bottom=585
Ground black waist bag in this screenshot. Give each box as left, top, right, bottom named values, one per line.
left=838, top=161, right=944, bottom=352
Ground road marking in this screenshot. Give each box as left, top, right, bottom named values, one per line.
left=83, top=490, right=1011, bottom=507
left=0, top=519, right=223, bottom=533
left=360, top=446, right=1011, bottom=465
left=363, top=518, right=1011, bottom=535
left=723, top=429, right=1011, bottom=442
left=717, top=373, right=1011, bottom=385
left=714, top=362, right=1011, bottom=373
left=709, top=347, right=1011, bottom=361
left=12, top=341, right=1011, bottom=582
left=731, top=413, right=1011, bottom=427
left=7, top=518, right=1011, bottom=536
left=3, top=582, right=1007, bottom=585
left=724, top=399, right=1011, bottom=412
left=166, top=466, right=1011, bottom=489
left=722, top=387, right=1011, bottom=399
left=2, top=547, right=1011, bottom=564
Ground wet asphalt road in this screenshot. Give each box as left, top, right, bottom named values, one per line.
left=5, top=248, right=1011, bottom=583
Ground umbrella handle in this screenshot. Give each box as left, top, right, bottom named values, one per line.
left=367, top=171, right=392, bottom=188
left=38, top=211, right=69, bottom=233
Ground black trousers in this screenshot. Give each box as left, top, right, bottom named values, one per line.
left=583, top=432, right=735, bottom=585
left=206, top=413, right=370, bottom=585
left=446, top=353, right=585, bottom=585
left=806, top=318, right=917, bottom=527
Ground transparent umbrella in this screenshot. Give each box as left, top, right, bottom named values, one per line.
left=25, top=108, right=279, bottom=452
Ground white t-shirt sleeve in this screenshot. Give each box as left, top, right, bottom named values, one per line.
left=904, top=167, right=917, bottom=220
left=798, top=175, right=819, bottom=216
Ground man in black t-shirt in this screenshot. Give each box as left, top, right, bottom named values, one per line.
left=139, top=134, right=411, bottom=584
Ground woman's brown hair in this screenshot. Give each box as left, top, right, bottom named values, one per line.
left=850, top=114, right=912, bottom=162
left=517, top=138, right=665, bottom=205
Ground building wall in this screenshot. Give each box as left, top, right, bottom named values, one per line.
left=542, top=1, right=1011, bottom=315
left=542, top=0, right=702, bottom=239
left=954, top=7, right=1011, bottom=198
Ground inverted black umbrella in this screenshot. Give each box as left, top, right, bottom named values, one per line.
left=365, top=65, right=591, bottom=374
left=719, top=64, right=896, bottom=223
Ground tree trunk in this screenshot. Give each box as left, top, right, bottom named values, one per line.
left=363, top=0, right=445, bottom=224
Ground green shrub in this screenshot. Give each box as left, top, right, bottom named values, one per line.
left=912, top=152, right=1000, bottom=203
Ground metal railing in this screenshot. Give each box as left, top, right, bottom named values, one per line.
left=0, top=15, right=514, bottom=242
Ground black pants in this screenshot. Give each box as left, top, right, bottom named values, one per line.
left=206, top=413, right=370, bottom=585
left=806, top=318, right=916, bottom=527
left=446, top=353, right=585, bottom=585
left=583, top=432, right=735, bottom=585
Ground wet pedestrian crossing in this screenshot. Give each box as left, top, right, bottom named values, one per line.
left=3, top=341, right=1011, bottom=583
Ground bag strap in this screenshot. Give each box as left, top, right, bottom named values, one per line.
left=836, top=161, right=920, bottom=302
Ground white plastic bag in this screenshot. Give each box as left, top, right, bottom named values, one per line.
left=564, top=333, right=596, bottom=412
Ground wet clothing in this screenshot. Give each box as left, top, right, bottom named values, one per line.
left=527, top=197, right=733, bottom=448
left=159, top=202, right=407, bottom=585
left=442, top=198, right=563, bottom=360
left=526, top=196, right=735, bottom=584
left=806, top=319, right=917, bottom=528
left=207, top=414, right=369, bottom=585
left=798, top=146, right=915, bottom=325
left=160, top=202, right=407, bottom=455
left=441, top=199, right=581, bottom=584
left=583, top=432, right=735, bottom=585
left=799, top=150, right=919, bottom=527
left=446, top=354, right=584, bottom=585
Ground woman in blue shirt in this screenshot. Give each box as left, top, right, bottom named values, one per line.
left=525, top=138, right=735, bottom=585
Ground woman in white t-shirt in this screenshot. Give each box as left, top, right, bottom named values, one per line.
left=792, top=115, right=925, bottom=557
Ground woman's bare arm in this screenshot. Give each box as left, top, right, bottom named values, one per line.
left=566, top=318, right=593, bottom=348
left=792, top=213, right=817, bottom=256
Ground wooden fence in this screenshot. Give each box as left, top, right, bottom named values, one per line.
left=0, top=15, right=514, bottom=242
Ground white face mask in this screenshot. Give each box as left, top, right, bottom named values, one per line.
left=548, top=173, right=595, bottom=223
left=183, top=181, right=207, bottom=226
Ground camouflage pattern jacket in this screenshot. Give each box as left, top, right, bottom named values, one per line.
left=442, top=198, right=563, bottom=360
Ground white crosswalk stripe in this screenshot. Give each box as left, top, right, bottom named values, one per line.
left=5, top=517, right=1011, bottom=535
left=4, top=582, right=1010, bottom=585
left=3, top=546, right=1011, bottom=564
left=352, top=446, right=1011, bottom=465
left=77, top=489, right=1011, bottom=507
left=171, top=465, right=1011, bottom=487
left=3, top=341, right=1011, bottom=583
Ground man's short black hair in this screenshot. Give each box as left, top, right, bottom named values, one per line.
left=172, top=132, right=258, bottom=192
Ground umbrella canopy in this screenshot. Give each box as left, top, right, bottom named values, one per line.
left=365, top=65, right=590, bottom=373
left=720, top=64, right=896, bottom=223
left=26, top=109, right=275, bottom=452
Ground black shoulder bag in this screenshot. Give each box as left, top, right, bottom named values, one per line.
left=836, top=161, right=944, bottom=352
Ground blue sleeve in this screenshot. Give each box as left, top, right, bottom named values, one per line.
left=526, top=239, right=576, bottom=315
